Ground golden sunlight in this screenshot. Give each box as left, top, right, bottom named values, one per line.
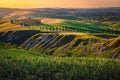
left=0, top=0, right=120, bottom=8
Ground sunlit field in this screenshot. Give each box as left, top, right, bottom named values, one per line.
left=0, top=48, right=120, bottom=80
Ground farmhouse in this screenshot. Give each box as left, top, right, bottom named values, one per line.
left=11, top=17, right=41, bottom=26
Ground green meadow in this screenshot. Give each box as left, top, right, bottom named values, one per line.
left=0, top=48, right=120, bottom=80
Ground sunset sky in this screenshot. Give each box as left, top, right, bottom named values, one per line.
left=0, top=0, right=120, bottom=8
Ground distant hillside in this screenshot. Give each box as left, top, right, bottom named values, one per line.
left=0, top=8, right=18, bottom=18
left=3, top=10, right=33, bottom=19
left=0, top=7, right=120, bottom=20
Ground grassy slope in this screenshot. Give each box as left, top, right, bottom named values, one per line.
left=0, top=48, right=120, bottom=80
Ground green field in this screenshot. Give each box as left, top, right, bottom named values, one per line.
left=0, top=48, right=120, bottom=80
left=29, top=20, right=120, bottom=34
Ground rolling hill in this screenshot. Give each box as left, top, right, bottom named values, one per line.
left=0, top=30, right=119, bottom=58
left=0, top=7, right=120, bottom=20
left=29, top=20, right=120, bottom=34
left=0, top=7, right=120, bottom=80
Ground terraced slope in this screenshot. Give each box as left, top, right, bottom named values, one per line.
left=21, top=33, right=120, bottom=58
left=0, top=30, right=40, bottom=45
left=0, top=30, right=119, bottom=58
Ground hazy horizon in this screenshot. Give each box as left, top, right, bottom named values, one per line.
left=0, top=0, right=120, bottom=8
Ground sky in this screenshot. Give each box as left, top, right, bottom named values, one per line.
left=0, top=0, right=120, bottom=8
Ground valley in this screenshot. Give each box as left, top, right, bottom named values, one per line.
left=0, top=7, right=120, bottom=80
